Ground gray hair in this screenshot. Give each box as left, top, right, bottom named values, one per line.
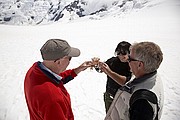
left=131, top=42, right=163, bottom=73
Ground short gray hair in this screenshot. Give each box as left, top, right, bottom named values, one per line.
left=131, top=42, right=163, bottom=73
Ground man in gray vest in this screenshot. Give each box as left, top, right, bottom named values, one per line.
left=99, top=41, right=164, bottom=120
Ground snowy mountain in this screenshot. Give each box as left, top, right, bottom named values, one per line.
left=0, top=0, right=165, bottom=25
left=0, top=0, right=180, bottom=120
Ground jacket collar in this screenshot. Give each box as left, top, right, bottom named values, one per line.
left=37, top=61, right=62, bottom=84
left=120, top=71, right=157, bottom=93
left=129, top=71, right=157, bottom=85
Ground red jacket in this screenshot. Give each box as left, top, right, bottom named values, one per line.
left=24, top=62, right=77, bottom=120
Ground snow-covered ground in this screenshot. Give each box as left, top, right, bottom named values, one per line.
left=0, top=0, right=180, bottom=120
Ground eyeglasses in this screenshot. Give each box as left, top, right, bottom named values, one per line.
left=64, top=56, right=72, bottom=61
left=54, top=56, right=72, bottom=62
left=68, top=57, right=72, bottom=61
left=127, top=55, right=139, bottom=62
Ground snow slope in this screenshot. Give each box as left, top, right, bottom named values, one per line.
left=0, top=0, right=180, bottom=120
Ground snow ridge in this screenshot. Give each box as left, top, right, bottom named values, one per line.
left=0, top=0, right=160, bottom=25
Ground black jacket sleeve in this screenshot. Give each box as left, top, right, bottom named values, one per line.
left=129, top=89, right=159, bottom=120
left=129, top=99, right=154, bottom=120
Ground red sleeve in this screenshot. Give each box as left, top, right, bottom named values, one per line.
left=59, top=69, right=77, bottom=84
left=60, top=69, right=77, bottom=78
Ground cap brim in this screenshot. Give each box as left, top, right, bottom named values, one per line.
left=68, top=47, right=80, bottom=57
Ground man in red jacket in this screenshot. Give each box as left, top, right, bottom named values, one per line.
left=24, top=39, right=92, bottom=120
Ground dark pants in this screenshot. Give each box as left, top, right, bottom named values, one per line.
left=104, top=92, right=114, bottom=113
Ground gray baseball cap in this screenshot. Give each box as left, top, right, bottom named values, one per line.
left=40, top=39, right=80, bottom=60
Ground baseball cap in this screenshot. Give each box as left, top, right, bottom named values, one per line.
left=40, top=39, right=80, bottom=60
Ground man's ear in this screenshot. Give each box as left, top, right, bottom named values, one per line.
left=137, top=62, right=142, bottom=70
left=54, top=59, right=61, bottom=64
left=139, top=61, right=144, bottom=68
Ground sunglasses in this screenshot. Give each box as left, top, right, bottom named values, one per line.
left=64, top=56, right=72, bottom=61
left=115, top=51, right=128, bottom=56
left=68, top=57, right=72, bottom=61
left=128, top=55, right=139, bottom=62
left=54, top=56, right=72, bottom=62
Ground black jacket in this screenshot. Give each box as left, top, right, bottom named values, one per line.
left=105, top=57, right=132, bottom=97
